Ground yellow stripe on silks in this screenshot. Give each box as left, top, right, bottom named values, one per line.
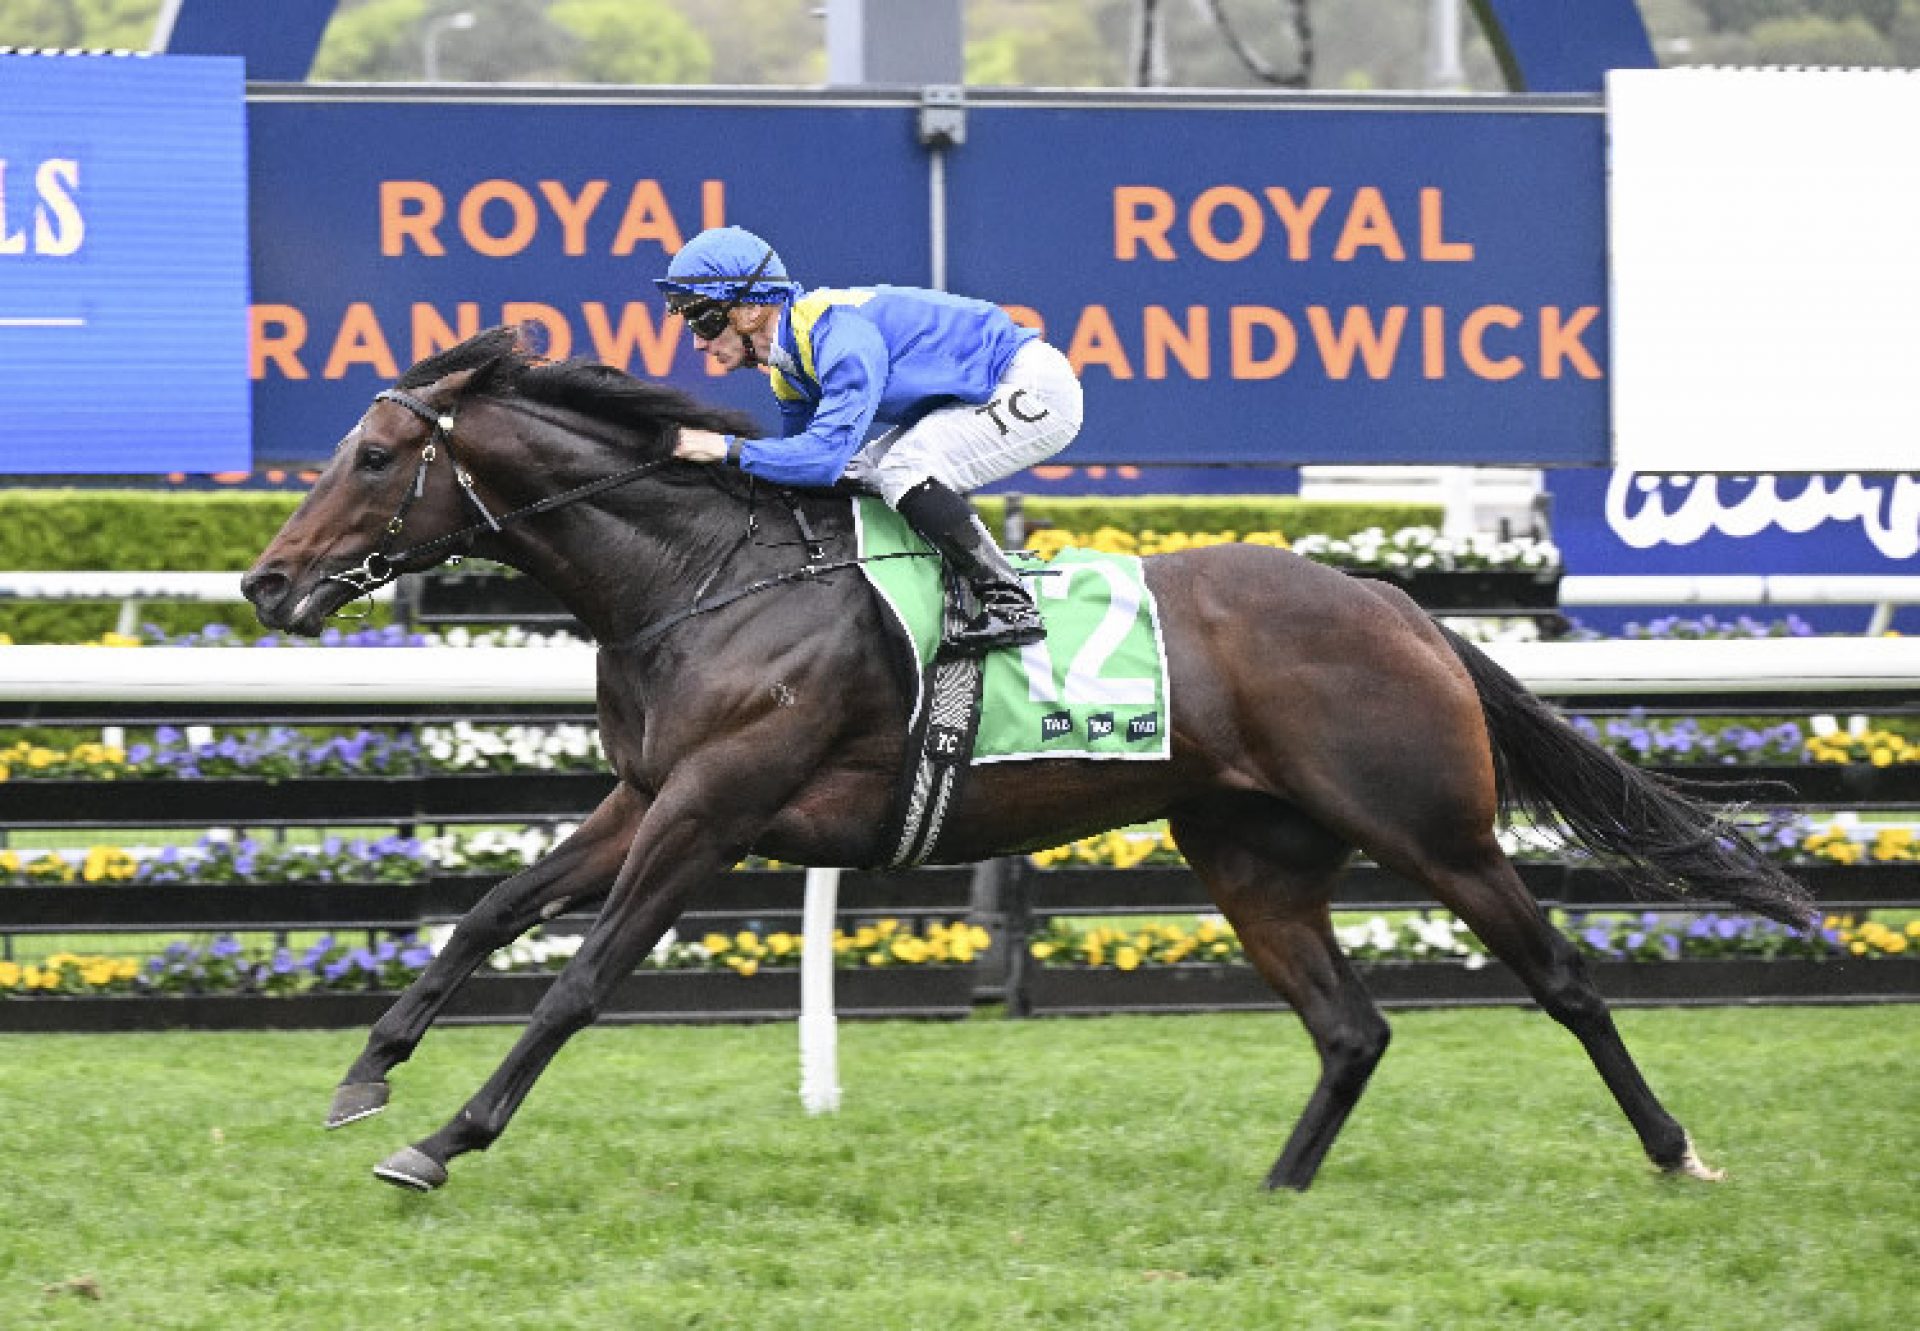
left=770, top=368, right=805, bottom=402
left=789, top=288, right=876, bottom=387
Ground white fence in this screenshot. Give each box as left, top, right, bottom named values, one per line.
left=1, top=637, right=1918, bottom=704
left=6, top=571, right=1919, bottom=637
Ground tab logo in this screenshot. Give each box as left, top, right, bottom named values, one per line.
left=1086, top=712, right=1116, bottom=740
left=1125, top=713, right=1160, bottom=743
left=1040, top=711, right=1073, bottom=742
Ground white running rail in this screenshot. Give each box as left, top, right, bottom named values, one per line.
left=1, top=638, right=1917, bottom=703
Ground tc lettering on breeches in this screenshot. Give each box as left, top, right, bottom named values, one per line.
left=852, top=340, right=1084, bottom=505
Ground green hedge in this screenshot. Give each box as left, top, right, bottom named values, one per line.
left=0, top=491, right=300, bottom=570
left=974, top=495, right=1442, bottom=540
left=0, top=489, right=1440, bottom=644
left=0, top=491, right=303, bottom=643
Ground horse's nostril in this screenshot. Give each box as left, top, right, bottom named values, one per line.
left=242, top=569, right=289, bottom=607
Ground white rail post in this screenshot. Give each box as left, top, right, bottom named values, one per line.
left=798, top=866, right=842, bottom=1115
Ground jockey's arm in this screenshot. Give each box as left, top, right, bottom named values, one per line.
left=730, top=310, right=889, bottom=488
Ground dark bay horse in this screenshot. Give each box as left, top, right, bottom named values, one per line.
left=243, top=326, right=1813, bottom=1194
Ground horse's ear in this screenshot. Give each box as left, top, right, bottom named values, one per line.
left=418, top=366, right=484, bottom=405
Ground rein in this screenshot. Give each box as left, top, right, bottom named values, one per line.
left=621, top=549, right=933, bottom=655
left=322, top=385, right=936, bottom=647
left=322, top=388, right=674, bottom=607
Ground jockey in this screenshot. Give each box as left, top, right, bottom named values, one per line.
left=656, top=225, right=1083, bottom=654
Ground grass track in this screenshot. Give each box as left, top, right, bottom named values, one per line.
left=4, top=1006, right=1914, bottom=1329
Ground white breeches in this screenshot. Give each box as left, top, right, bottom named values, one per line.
left=847, top=340, right=1084, bottom=506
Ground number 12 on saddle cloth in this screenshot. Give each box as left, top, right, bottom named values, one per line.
left=854, top=497, right=1170, bottom=764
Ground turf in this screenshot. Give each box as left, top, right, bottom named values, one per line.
left=3, top=1006, right=1913, bottom=1329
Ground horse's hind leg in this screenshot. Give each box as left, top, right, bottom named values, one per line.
left=327, top=783, right=645, bottom=1129
left=1170, top=799, right=1389, bottom=1192
left=1415, top=838, right=1721, bottom=1180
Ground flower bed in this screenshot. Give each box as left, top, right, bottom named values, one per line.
left=0, top=919, right=987, bottom=997
left=1020, top=958, right=1920, bottom=1015
left=1016, top=909, right=1918, bottom=1015
left=1025, top=912, right=1912, bottom=971
left=0, top=920, right=986, bottom=1030
left=0, top=720, right=606, bottom=781
left=1025, top=816, right=1920, bottom=876
left=0, top=828, right=562, bottom=888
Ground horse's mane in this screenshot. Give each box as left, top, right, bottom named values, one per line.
left=399, top=325, right=761, bottom=445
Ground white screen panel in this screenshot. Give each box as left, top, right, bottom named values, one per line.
left=1608, top=67, right=1920, bottom=473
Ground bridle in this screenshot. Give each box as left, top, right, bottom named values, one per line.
left=320, top=387, right=673, bottom=611
left=318, top=382, right=938, bottom=650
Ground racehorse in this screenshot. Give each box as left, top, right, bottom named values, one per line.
left=243, top=325, right=1814, bottom=1195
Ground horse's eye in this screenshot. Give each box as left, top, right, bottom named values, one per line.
left=358, top=445, right=394, bottom=473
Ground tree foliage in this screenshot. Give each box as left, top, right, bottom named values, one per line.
left=6, top=1, right=1919, bottom=84
left=549, top=0, right=709, bottom=85
left=0, top=0, right=161, bottom=50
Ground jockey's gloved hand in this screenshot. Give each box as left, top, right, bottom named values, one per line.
left=673, top=428, right=736, bottom=464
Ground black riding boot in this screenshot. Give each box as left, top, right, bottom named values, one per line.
left=895, top=478, right=1046, bottom=654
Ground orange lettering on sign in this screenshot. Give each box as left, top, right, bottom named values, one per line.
left=1188, top=186, right=1262, bottom=262
left=1066, top=305, right=1135, bottom=379
left=380, top=182, right=446, bottom=257
left=459, top=181, right=539, bottom=258
left=323, top=303, right=400, bottom=380
left=538, top=181, right=609, bottom=256
left=1229, top=306, right=1298, bottom=379
left=701, top=178, right=727, bottom=230
left=1332, top=187, right=1406, bottom=261
left=1461, top=305, right=1524, bottom=380
left=1540, top=306, right=1602, bottom=379
left=611, top=180, right=685, bottom=257
left=1419, top=188, right=1473, bottom=262
left=584, top=301, right=679, bottom=377
left=1001, top=304, right=1045, bottom=335
left=1143, top=305, right=1210, bottom=380
left=251, top=305, right=309, bottom=380
left=1113, top=186, right=1177, bottom=261
left=1422, top=306, right=1446, bottom=379
left=412, top=303, right=481, bottom=362
left=1307, top=306, right=1407, bottom=380
left=1263, top=186, right=1330, bottom=260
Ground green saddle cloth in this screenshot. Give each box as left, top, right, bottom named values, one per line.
left=853, top=496, right=1170, bottom=763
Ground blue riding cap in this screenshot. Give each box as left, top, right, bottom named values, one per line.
left=654, top=226, right=798, bottom=305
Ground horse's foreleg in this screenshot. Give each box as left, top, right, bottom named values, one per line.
left=370, top=765, right=790, bottom=1192
left=1171, top=805, right=1388, bottom=1192
left=327, top=783, right=648, bottom=1129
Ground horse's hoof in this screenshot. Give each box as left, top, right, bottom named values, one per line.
left=325, top=1081, right=390, bottom=1130
left=1661, top=1137, right=1727, bottom=1183
left=372, top=1146, right=448, bottom=1193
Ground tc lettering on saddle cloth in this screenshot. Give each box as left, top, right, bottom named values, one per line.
left=854, top=498, right=1171, bottom=762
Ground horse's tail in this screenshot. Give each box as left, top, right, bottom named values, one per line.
left=1438, top=626, right=1816, bottom=929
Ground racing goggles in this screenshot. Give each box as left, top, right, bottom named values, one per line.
left=668, top=248, right=778, bottom=340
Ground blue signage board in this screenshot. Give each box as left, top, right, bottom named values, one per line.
left=0, top=55, right=250, bottom=475
left=946, top=101, right=1610, bottom=467
left=1549, top=468, right=1920, bottom=633
left=246, top=95, right=928, bottom=463
left=245, top=92, right=1604, bottom=471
